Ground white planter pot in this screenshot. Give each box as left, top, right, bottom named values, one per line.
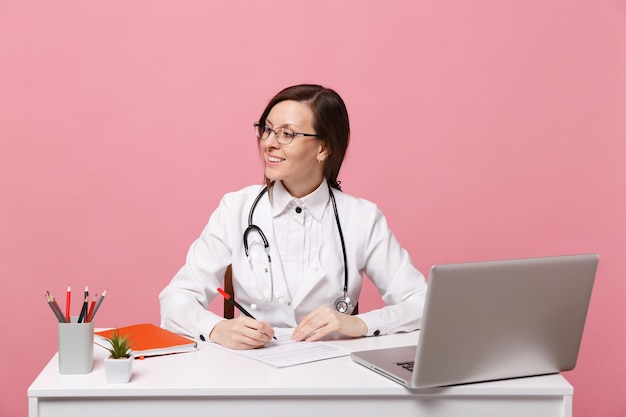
left=104, top=356, right=134, bottom=383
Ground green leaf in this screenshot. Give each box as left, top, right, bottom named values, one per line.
left=106, top=328, right=132, bottom=359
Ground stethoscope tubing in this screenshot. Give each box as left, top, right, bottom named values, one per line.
left=328, top=187, right=349, bottom=294
left=243, top=183, right=350, bottom=310
left=243, top=187, right=269, bottom=257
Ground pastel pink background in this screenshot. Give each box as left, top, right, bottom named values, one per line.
left=1, top=1, right=624, bottom=416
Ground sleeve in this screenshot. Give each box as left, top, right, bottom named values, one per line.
left=158, top=196, right=236, bottom=340
left=355, top=207, right=428, bottom=336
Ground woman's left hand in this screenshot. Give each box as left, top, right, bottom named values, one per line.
left=291, top=306, right=367, bottom=342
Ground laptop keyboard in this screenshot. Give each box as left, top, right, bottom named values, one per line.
left=396, top=361, right=414, bottom=372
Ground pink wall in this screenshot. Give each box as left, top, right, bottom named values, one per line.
left=1, top=1, right=624, bottom=415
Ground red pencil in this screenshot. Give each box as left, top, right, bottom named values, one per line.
left=65, top=285, right=71, bottom=323
left=87, top=294, right=97, bottom=322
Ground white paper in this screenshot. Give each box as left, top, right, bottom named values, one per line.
left=220, top=328, right=351, bottom=368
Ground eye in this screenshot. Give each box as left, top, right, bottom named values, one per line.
left=281, top=129, right=296, bottom=139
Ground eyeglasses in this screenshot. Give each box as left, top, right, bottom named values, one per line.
left=254, top=123, right=319, bottom=145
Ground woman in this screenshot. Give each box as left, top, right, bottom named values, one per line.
left=159, top=84, right=427, bottom=349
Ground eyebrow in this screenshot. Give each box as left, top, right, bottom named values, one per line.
left=265, top=118, right=302, bottom=130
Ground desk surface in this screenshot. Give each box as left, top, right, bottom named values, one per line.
left=29, top=331, right=573, bottom=417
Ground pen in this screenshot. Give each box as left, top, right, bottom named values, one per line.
left=217, top=288, right=276, bottom=340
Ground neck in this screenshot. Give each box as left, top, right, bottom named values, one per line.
left=281, top=178, right=324, bottom=198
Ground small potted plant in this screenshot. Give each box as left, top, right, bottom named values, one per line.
left=103, top=328, right=134, bottom=383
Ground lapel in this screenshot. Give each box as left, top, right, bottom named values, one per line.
left=291, top=263, right=327, bottom=308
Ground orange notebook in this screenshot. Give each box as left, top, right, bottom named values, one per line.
left=94, top=323, right=198, bottom=357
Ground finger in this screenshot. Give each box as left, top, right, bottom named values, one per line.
left=303, top=327, right=327, bottom=342
left=227, top=318, right=273, bottom=348
left=239, top=320, right=273, bottom=342
left=293, top=311, right=333, bottom=341
left=305, top=315, right=344, bottom=341
left=230, top=330, right=269, bottom=349
left=257, top=322, right=276, bottom=340
left=238, top=317, right=274, bottom=341
left=292, top=318, right=318, bottom=341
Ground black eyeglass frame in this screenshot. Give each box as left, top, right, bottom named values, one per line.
left=253, top=123, right=319, bottom=145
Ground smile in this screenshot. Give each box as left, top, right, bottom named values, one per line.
left=268, top=156, right=284, bottom=163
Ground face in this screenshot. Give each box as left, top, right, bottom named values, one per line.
left=261, top=100, right=329, bottom=198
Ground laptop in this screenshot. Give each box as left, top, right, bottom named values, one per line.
left=351, top=253, right=599, bottom=388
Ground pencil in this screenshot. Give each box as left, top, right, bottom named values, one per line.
left=65, top=284, right=71, bottom=323
left=86, top=294, right=97, bottom=322
left=90, top=289, right=107, bottom=321
left=50, top=293, right=66, bottom=323
left=49, top=291, right=66, bottom=322
left=77, top=285, right=89, bottom=323
left=46, top=292, right=65, bottom=323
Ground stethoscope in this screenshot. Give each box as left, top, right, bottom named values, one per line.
left=243, top=184, right=354, bottom=314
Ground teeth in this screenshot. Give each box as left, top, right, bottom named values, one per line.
left=268, top=156, right=284, bottom=163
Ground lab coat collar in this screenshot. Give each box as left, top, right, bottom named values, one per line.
left=271, top=180, right=330, bottom=223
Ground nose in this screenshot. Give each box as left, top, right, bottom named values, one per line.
left=264, top=129, right=281, bottom=147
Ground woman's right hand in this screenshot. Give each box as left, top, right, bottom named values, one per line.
left=209, top=317, right=275, bottom=349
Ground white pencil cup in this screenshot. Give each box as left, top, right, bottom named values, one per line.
left=58, top=316, right=94, bottom=374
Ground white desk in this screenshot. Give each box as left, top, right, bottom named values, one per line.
left=28, top=331, right=573, bottom=417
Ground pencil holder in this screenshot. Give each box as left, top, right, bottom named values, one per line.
left=57, top=316, right=94, bottom=374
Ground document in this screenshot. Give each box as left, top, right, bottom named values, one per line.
left=220, top=328, right=350, bottom=368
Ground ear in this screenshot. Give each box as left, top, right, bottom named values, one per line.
left=317, top=142, right=331, bottom=163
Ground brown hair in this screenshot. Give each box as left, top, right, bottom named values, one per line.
left=258, top=84, right=350, bottom=190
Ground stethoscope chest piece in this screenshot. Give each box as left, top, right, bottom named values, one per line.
left=334, top=294, right=354, bottom=315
